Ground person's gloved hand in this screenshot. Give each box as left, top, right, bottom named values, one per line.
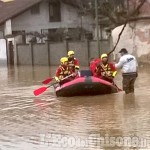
left=75, top=69, right=80, bottom=77
left=54, top=76, right=60, bottom=82
left=72, top=73, right=77, bottom=77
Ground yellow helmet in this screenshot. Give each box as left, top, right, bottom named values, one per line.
left=60, top=57, right=68, bottom=64
left=101, top=53, right=108, bottom=59
left=68, top=50, right=74, bottom=56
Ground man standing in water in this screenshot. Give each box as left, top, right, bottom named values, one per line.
left=115, top=48, right=138, bottom=94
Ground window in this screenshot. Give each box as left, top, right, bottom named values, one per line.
left=47, top=29, right=63, bottom=42
left=31, top=4, right=40, bottom=14
left=12, top=30, right=26, bottom=43
left=49, top=2, right=61, bottom=22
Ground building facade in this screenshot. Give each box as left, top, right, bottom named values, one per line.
left=112, top=0, right=150, bottom=64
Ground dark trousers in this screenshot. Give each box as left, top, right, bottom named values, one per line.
left=122, top=73, right=137, bottom=94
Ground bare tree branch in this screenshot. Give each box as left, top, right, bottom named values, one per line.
left=107, top=0, right=146, bottom=55
left=107, top=22, right=127, bottom=55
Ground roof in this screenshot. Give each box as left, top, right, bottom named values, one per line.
left=61, top=0, right=88, bottom=8
left=0, top=0, right=42, bottom=25
left=0, top=0, right=86, bottom=25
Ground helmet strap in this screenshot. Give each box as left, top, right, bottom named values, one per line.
left=68, top=57, right=74, bottom=61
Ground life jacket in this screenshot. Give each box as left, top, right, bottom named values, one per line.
left=68, top=58, right=79, bottom=72
left=96, top=63, right=116, bottom=77
left=59, top=66, right=71, bottom=77
left=68, top=59, right=75, bottom=67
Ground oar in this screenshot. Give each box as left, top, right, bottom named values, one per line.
left=42, top=71, right=80, bottom=84
left=33, top=74, right=74, bottom=96
left=42, top=77, right=53, bottom=84
left=112, top=82, right=122, bottom=91
left=33, top=84, right=54, bottom=96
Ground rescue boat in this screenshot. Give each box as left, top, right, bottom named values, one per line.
left=54, top=70, right=119, bottom=97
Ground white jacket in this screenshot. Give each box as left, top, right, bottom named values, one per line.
left=115, top=54, right=138, bottom=73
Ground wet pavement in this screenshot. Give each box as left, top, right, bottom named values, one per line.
left=0, top=65, right=150, bottom=150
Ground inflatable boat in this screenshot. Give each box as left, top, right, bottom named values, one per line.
left=54, top=70, right=119, bottom=97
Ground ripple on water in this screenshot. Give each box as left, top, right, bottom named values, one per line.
left=0, top=66, right=150, bottom=150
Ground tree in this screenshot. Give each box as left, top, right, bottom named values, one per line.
left=76, top=0, right=146, bottom=29
left=76, top=0, right=146, bottom=54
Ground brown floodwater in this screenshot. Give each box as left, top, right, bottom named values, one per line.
left=0, top=65, right=150, bottom=150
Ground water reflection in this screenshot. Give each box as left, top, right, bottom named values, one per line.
left=0, top=65, right=150, bottom=150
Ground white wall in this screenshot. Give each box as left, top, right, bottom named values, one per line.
left=61, top=3, right=80, bottom=28
left=61, top=3, right=94, bottom=31
left=0, top=39, right=7, bottom=65
left=11, top=1, right=94, bottom=32
left=112, top=24, right=134, bottom=54
left=0, top=39, right=7, bottom=59
left=111, top=0, right=150, bottom=63
left=12, top=2, right=50, bottom=32
left=112, top=20, right=150, bottom=63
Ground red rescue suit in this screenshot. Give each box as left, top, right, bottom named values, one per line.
left=68, top=58, right=79, bottom=72
left=95, top=62, right=117, bottom=83
left=89, top=58, right=101, bottom=76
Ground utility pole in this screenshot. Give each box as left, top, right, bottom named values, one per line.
left=95, top=0, right=100, bottom=56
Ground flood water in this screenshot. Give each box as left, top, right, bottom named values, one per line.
left=0, top=65, right=150, bottom=150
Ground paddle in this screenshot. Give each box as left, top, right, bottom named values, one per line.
left=112, top=82, right=122, bottom=91
left=33, top=84, right=55, bottom=96
left=42, top=77, right=53, bottom=84
left=33, top=74, right=74, bottom=96
left=42, top=71, right=80, bottom=85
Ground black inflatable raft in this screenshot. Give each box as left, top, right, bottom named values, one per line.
left=55, top=70, right=119, bottom=97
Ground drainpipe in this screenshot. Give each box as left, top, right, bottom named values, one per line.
left=95, top=0, right=100, bottom=57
